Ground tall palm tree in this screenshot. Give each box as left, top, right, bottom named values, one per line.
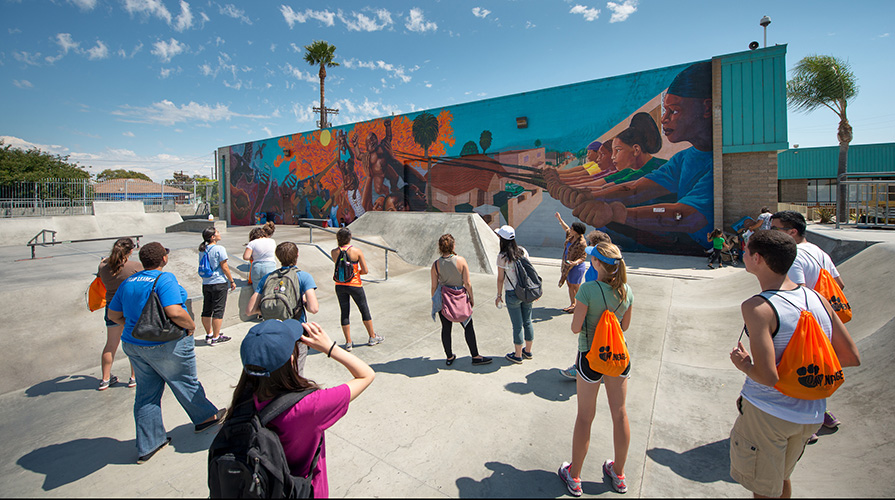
left=787, top=55, right=858, bottom=223
left=303, top=40, right=339, bottom=129
left=412, top=112, right=439, bottom=209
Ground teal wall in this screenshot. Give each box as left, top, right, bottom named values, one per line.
left=719, top=45, right=788, bottom=153
left=778, top=142, right=895, bottom=179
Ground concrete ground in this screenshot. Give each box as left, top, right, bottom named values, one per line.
left=0, top=220, right=893, bottom=498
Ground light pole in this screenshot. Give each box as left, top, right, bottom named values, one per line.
left=759, top=16, right=771, bottom=48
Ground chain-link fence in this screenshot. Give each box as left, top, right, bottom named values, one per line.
left=0, top=178, right=219, bottom=218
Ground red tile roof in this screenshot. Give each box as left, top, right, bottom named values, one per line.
left=429, top=155, right=507, bottom=196
left=93, top=179, right=191, bottom=194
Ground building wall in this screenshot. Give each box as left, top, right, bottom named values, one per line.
left=779, top=179, right=808, bottom=203
left=722, top=151, right=778, bottom=228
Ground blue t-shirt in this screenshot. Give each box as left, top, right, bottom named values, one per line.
left=643, top=146, right=714, bottom=247
left=201, top=244, right=229, bottom=285
left=256, top=267, right=318, bottom=322
left=109, top=270, right=189, bottom=346
left=584, top=264, right=598, bottom=283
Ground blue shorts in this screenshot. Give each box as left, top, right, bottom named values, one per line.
left=103, top=306, right=117, bottom=327
left=567, top=263, right=587, bottom=285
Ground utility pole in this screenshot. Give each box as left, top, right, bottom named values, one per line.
left=313, top=106, right=339, bottom=129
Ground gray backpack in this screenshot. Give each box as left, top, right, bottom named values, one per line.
left=259, top=267, right=305, bottom=321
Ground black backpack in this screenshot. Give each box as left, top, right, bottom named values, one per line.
left=259, top=267, right=305, bottom=321
left=332, top=248, right=355, bottom=283
left=508, top=256, right=543, bottom=303
left=208, top=390, right=322, bottom=499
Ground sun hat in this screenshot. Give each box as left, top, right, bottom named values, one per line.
left=240, top=319, right=304, bottom=377
left=495, top=225, right=515, bottom=240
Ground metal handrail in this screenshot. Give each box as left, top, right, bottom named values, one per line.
left=298, top=222, right=398, bottom=280
left=26, top=229, right=143, bottom=259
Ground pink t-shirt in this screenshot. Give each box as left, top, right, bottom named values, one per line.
left=254, top=384, right=350, bottom=498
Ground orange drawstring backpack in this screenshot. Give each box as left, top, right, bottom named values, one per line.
left=802, top=251, right=851, bottom=323
left=87, top=276, right=107, bottom=312
left=585, top=285, right=629, bottom=377
left=772, top=288, right=844, bottom=400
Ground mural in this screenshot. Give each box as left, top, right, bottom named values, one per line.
left=224, top=60, right=714, bottom=255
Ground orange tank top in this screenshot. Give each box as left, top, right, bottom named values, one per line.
left=337, top=245, right=363, bottom=287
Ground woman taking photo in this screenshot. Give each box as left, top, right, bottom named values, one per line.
left=229, top=320, right=375, bottom=498
left=431, top=234, right=491, bottom=366
left=494, top=225, right=534, bottom=365
left=555, top=212, right=587, bottom=313
left=243, top=222, right=277, bottom=291
left=558, top=242, right=633, bottom=496
left=96, top=237, right=141, bottom=390
left=331, top=228, right=383, bottom=351
left=199, top=227, right=236, bottom=345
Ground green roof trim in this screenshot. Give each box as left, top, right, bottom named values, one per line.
left=777, top=142, right=895, bottom=179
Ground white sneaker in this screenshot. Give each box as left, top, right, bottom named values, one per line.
left=603, top=459, right=627, bottom=493
left=368, top=334, right=384, bottom=346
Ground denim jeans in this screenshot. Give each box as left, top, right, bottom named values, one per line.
left=505, top=290, right=534, bottom=345
left=122, top=334, right=218, bottom=457
left=251, top=261, right=278, bottom=293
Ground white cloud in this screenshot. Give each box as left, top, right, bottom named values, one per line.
left=338, top=8, right=393, bottom=32
left=123, top=131, right=135, bottom=137
left=282, top=63, right=318, bottom=83
left=472, top=7, right=490, bottom=19
left=117, top=41, right=144, bottom=58
left=405, top=8, right=437, bottom=32
left=173, top=0, right=194, bottom=31
left=151, top=38, right=186, bottom=63
left=291, top=102, right=315, bottom=123
left=879, top=33, right=891, bottom=38
left=68, top=0, right=97, bottom=10
left=270, top=43, right=277, bottom=52
left=570, top=5, right=600, bottom=21
left=332, top=97, right=401, bottom=125
left=219, top=3, right=251, bottom=24
left=160, top=67, right=175, bottom=78
left=9, top=28, right=22, bottom=35
left=112, top=100, right=267, bottom=126
left=0, top=136, right=70, bottom=156
left=280, top=6, right=335, bottom=28
left=14, top=51, right=43, bottom=66
left=606, top=0, right=637, bottom=23
left=123, top=0, right=173, bottom=25
left=525, top=21, right=536, bottom=29
left=262, top=126, right=272, bottom=136
left=85, top=40, right=109, bottom=60
left=343, top=58, right=412, bottom=83
left=13, top=79, right=34, bottom=89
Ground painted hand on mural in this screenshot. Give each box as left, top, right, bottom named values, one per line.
left=572, top=201, right=628, bottom=228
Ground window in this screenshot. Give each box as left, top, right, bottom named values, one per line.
left=807, top=179, right=836, bottom=204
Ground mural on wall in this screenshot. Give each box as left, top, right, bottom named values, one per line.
left=225, top=60, right=713, bottom=255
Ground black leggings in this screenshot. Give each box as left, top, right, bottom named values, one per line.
left=440, top=312, right=480, bottom=358
left=710, top=248, right=722, bottom=265
left=335, top=285, right=372, bottom=325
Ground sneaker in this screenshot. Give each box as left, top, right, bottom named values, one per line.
left=603, top=460, right=627, bottom=493
left=205, top=334, right=214, bottom=345
left=137, top=437, right=171, bottom=464
left=368, top=334, right=384, bottom=346
left=808, top=432, right=819, bottom=444
left=343, top=342, right=353, bottom=352
left=98, top=376, right=118, bottom=391
left=560, top=365, right=578, bottom=380
left=823, top=410, right=841, bottom=429
left=521, top=348, right=533, bottom=360
left=127, top=377, right=137, bottom=388
left=210, top=335, right=231, bottom=346
left=557, top=462, right=582, bottom=497
left=505, top=353, right=523, bottom=364
left=472, top=356, right=493, bottom=366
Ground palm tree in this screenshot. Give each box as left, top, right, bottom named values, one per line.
left=303, top=40, right=339, bottom=129
left=787, top=55, right=858, bottom=223
left=412, top=112, right=439, bottom=209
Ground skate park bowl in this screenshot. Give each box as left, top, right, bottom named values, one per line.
left=0, top=208, right=892, bottom=497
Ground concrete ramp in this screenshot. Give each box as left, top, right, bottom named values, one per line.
left=348, top=212, right=500, bottom=274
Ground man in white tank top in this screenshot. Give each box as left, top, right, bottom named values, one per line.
left=728, top=230, right=860, bottom=498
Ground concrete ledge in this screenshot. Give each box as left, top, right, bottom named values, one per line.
left=806, top=227, right=878, bottom=264
left=166, top=219, right=226, bottom=233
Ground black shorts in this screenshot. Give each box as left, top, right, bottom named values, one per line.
left=202, top=283, right=229, bottom=319
left=576, top=350, right=631, bottom=384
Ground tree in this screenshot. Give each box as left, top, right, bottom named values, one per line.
left=534, top=139, right=542, bottom=148
left=460, top=141, right=479, bottom=156
left=303, top=40, right=339, bottom=129
left=787, top=55, right=858, bottom=222
left=412, top=112, right=439, bottom=209
left=96, top=168, right=151, bottom=182
left=479, top=130, right=492, bottom=154
left=0, top=141, right=90, bottom=182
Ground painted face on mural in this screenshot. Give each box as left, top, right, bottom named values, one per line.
left=596, top=146, right=613, bottom=170
left=586, top=148, right=599, bottom=163
left=611, top=137, right=639, bottom=170
left=661, top=93, right=712, bottom=147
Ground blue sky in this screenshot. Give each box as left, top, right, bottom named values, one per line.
left=2, top=0, right=893, bottom=182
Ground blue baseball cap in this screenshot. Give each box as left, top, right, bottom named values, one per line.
left=240, top=319, right=304, bottom=377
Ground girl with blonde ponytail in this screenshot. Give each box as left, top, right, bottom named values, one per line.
left=558, top=242, right=634, bottom=495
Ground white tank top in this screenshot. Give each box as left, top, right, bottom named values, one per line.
left=740, top=286, right=833, bottom=424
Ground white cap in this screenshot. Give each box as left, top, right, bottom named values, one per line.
left=495, top=225, right=515, bottom=240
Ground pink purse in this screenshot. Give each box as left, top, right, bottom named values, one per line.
left=441, top=285, right=472, bottom=323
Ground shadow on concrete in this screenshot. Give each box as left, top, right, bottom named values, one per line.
left=25, top=375, right=98, bottom=397
left=504, top=369, right=577, bottom=402
left=530, top=307, right=568, bottom=324
left=367, top=356, right=512, bottom=378
left=16, top=423, right=214, bottom=491
left=646, top=438, right=735, bottom=484
left=456, top=461, right=610, bottom=498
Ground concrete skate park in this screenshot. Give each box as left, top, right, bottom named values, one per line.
left=0, top=203, right=892, bottom=498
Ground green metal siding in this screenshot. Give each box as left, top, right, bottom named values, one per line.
left=719, top=45, right=788, bottom=153
left=777, top=143, right=895, bottom=179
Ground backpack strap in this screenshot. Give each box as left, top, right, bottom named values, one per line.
left=598, top=283, right=623, bottom=315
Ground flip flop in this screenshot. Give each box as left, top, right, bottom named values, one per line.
left=445, top=355, right=457, bottom=366
left=562, top=306, right=575, bottom=313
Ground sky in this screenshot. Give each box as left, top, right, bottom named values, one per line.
left=1, top=0, right=893, bottom=183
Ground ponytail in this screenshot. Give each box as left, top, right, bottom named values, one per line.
left=108, top=238, right=135, bottom=276
left=596, top=242, right=627, bottom=303
left=199, top=227, right=216, bottom=252
left=262, top=221, right=275, bottom=237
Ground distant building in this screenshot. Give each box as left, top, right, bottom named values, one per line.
left=94, top=179, right=192, bottom=203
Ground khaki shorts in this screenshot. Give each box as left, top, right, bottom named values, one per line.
left=729, top=397, right=819, bottom=497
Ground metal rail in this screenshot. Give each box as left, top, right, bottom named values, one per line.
left=26, top=229, right=142, bottom=259
left=298, top=222, right=398, bottom=280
